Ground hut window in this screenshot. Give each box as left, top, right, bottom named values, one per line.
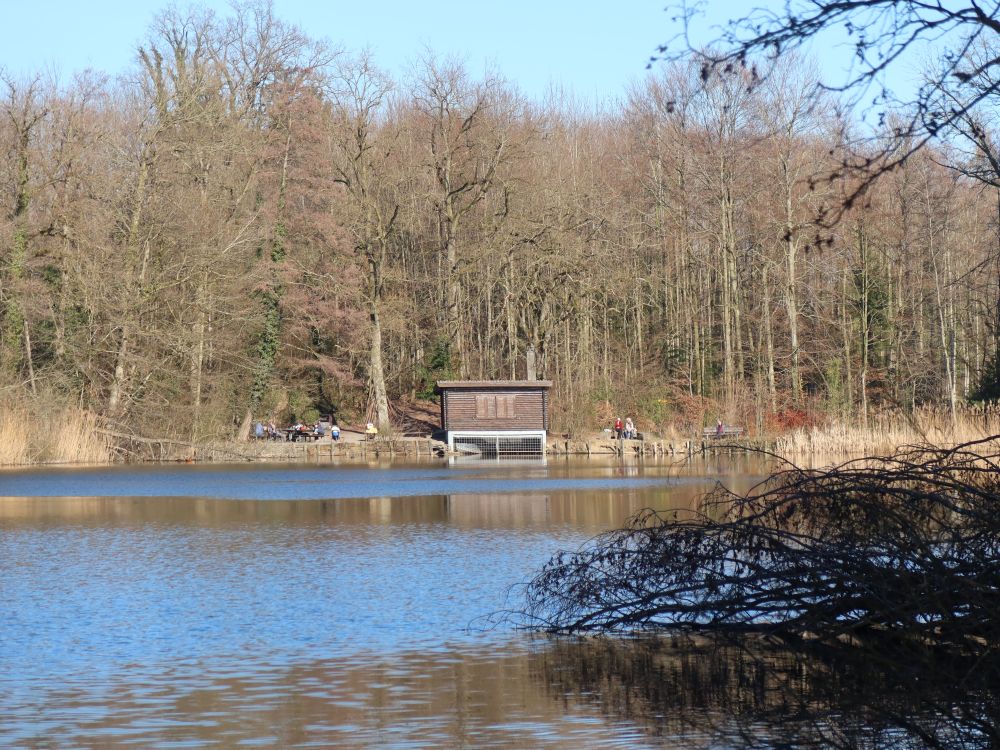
left=475, top=394, right=516, bottom=419
left=497, top=395, right=515, bottom=418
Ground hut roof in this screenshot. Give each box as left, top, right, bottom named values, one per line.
left=436, top=380, right=552, bottom=390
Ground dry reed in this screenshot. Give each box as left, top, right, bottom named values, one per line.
left=774, top=406, right=1000, bottom=456
left=0, top=402, right=112, bottom=466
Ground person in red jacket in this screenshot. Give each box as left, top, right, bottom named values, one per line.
left=614, top=416, right=623, bottom=439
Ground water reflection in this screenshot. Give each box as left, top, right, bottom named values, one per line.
left=0, top=459, right=715, bottom=501
left=0, top=489, right=712, bottom=530
left=535, top=634, right=1000, bottom=749
left=3, top=638, right=668, bottom=749
left=11, top=628, right=991, bottom=749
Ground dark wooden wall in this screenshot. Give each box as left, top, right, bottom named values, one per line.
left=441, top=388, right=549, bottom=431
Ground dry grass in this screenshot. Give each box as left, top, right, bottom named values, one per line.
left=775, top=406, right=1000, bottom=456
left=0, top=403, right=112, bottom=466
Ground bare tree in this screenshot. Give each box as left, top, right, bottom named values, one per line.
left=0, top=72, right=48, bottom=392
left=327, top=52, right=399, bottom=431
left=663, top=1, right=1000, bottom=216
left=411, top=55, right=518, bottom=375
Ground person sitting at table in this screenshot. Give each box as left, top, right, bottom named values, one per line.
left=313, top=421, right=325, bottom=438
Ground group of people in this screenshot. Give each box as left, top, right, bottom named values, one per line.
left=253, top=421, right=282, bottom=441
left=252, top=419, right=341, bottom=442
left=613, top=416, right=638, bottom=440
left=290, top=421, right=325, bottom=441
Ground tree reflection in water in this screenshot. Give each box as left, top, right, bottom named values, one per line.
left=533, top=634, right=1000, bottom=750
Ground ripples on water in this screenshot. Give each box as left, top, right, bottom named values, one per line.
left=0, top=457, right=764, bottom=748
left=0, top=461, right=693, bottom=500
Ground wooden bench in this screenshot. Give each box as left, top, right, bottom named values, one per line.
left=703, top=426, right=744, bottom=439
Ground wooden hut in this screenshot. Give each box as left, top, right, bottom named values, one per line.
left=436, top=380, right=552, bottom=456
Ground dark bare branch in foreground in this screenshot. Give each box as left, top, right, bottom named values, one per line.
left=519, top=438, right=1000, bottom=652
left=661, top=1, right=1000, bottom=221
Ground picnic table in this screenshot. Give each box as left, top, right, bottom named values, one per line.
left=282, top=428, right=322, bottom=442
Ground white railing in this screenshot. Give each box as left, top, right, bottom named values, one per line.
left=448, top=430, right=546, bottom=457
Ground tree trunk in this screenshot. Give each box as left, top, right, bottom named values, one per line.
left=763, top=262, right=777, bottom=410
left=190, top=266, right=209, bottom=442
left=784, top=191, right=802, bottom=403
left=443, top=220, right=465, bottom=375
left=369, top=301, right=391, bottom=430
left=109, top=156, right=150, bottom=415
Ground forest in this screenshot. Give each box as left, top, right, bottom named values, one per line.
left=2, top=1, right=999, bottom=446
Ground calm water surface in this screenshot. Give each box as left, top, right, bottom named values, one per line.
left=1, top=456, right=769, bottom=748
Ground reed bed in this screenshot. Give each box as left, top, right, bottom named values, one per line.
left=0, top=403, right=112, bottom=466
left=774, top=406, right=1000, bottom=456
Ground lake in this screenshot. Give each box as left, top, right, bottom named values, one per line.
left=3, top=454, right=949, bottom=749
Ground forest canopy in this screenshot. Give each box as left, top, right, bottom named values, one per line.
left=2, top=0, right=999, bottom=443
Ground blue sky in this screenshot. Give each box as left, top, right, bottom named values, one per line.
left=0, top=1, right=920, bottom=105
left=0, top=0, right=669, bottom=102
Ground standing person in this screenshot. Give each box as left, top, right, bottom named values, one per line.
left=614, top=416, right=623, bottom=439
left=253, top=421, right=264, bottom=441
left=331, top=423, right=341, bottom=441
left=624, top=417, right=635, bottom=439
left=716, top=418, right=724, bottom=437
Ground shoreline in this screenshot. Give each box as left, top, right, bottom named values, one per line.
left=6, top=425, right=1000, bottom=468
left=0, top=434, right=779, bottom=468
